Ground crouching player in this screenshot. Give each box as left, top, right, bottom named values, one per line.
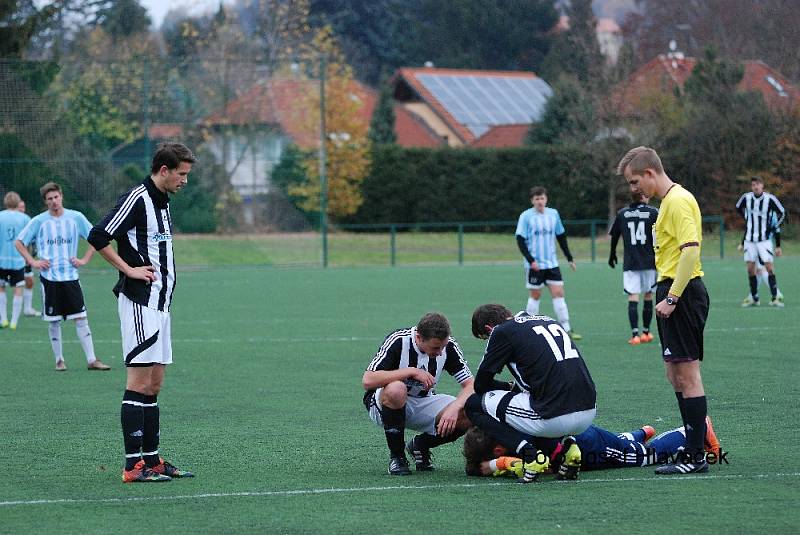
left=363, top=312, right=474, bottom=475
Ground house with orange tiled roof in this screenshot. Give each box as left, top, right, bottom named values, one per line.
left=391, top=66, right=553, bottom=148
left=203, top=77, right=376, bottom=198
left=614, top=53, right=800, bottom=117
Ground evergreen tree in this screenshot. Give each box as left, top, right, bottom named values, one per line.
left=368, top=76, right=396, bottom=145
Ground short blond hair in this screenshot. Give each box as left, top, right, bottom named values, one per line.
left=616, top=146, right=664, bottom=176
left=4, top=191, right=21, bottom=209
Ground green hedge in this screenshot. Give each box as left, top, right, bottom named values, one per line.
left=351, top=145, right=607, bottom=224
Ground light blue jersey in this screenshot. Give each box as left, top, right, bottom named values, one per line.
left=515, top=207, right=565, bottom=269
left=17, top=209, right=92, bottom=281
left=0, top=209, right=31, bottom=269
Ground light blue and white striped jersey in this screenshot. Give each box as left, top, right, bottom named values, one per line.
left=515, top=207, right=565, bottom=269
left=17, top=209, right=92, bottom=281
left=0, top=209, right=31, bottom=270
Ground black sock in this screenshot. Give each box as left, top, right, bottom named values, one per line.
left=142, top=395, right=160, bottom=467
left=768, top=274, right=778, bottom=298
left=381, top=406, right=406, bottom=458
left=121, top=390, right=146, bottom=470
left=642, top=300, right=653, bottom=332
left=415, top=431, right=462, bottom=450
left=749, top=275, right=759, bottom=300
left=682, top=396, right=707, bottom=459
left=675, top=391, right=687, bottom=427
left=628, top=301, right=639, bottom=334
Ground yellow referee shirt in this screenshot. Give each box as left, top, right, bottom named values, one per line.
left=655, top=184, right=704, bottom=282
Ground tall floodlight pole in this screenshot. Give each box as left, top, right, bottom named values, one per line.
left=318, top=54, right=328, bottom=268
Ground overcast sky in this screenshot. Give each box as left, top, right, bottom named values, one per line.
left=140, top=0, right=225, bottom=28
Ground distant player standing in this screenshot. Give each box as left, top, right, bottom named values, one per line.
left=17, top=200, right=41, bottom=316
left=362, top=312, right=474, bottom=475
left=618, top=146, right=711, bottom=475
left=15, top=183, right=110, bottom=371
left=736, top=176, right=785, bottom=307
left=88, top=142, right=195, bottom=483
left=608, top=192, right=659, bottom=345
left=516, top=186, right=581, bottom=340
left=0, top=192, right=31, bottom=329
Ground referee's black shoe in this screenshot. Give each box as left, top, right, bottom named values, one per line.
left=655, top=449, right=709, bottom=475
left=388, top=456, right=411, bottom=476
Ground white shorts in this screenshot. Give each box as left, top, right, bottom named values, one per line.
left=743, top=240, right=774, bottom=265
left=119, top=293, right=172, bottom=367
left=623, top=269, right=657, bottom=295
left=367, top=389, right=456, bottom=435
left=481, top=390, right=595, bottom=438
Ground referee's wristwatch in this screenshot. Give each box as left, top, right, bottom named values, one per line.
left=665, top=296, right=678, bottom=306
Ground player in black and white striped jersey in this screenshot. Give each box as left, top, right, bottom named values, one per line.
left=363, top=312, right=474, bottom=475
left=735, top=176, right=786, bottom=307
left=88, top=143, right=196, bottom=483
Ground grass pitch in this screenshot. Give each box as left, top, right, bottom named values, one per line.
left=1, top=254, right=798, bottom=533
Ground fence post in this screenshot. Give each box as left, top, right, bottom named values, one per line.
left=390, top=225, right=396, bottom=267
left=720, top=217, right=725, bottom=259
left=458, top=224, right=464, bottom=265
left=590, top=220, right=597, bottom=263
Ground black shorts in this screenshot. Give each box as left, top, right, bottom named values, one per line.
left=0, top=268, right=25, bottom=287
left=41, top=276, right=87, bottom=321
left=655, top=277, right=709, bottom=362
left=527, top=267, right=563, bottom=288
left=24, top=264, right=32, bottom=275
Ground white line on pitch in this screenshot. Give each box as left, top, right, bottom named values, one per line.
left=2, top=472, right=798, bottom=508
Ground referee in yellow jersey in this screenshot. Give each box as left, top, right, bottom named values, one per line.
left=617, top=147, right=711, bottom=474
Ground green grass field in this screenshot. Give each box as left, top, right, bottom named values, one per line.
left=1, top=252, right=798, bottom=533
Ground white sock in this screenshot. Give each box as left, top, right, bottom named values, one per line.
left=552, top=297, right=572, bottom=332
left=23, top=287, right=33, bottom=311
left=11, top=295, right=22, bottom=325
left=0, top=291, right=6, bottom=322
left=526, top=297, right=540, bottom=315
left=759, top=271, right=769, bottom=288
left=49, top=321, right=63, bottom=362
left=75, top=318, right=96, bottom=364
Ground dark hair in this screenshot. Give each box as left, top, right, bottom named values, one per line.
left=751, top=175, right=763, bottom=184
left=529, top=186, right=547, bottom=198
left=471, top=304, right=512, bottom=338
left=40, top=182, right=61, bottom=200
left=463, top=426, right=498, bottom=476
left=416, top=312, right=450, bottom=340
left=151, top=142, right=196, bottom=174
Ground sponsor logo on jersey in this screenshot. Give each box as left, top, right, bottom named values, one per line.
left=45, top=236, right=73, bottom=246
left=151, top=231, right=172, bottom=243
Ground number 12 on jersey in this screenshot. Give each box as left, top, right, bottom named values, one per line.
left=533, top=324, right=580, bottom=361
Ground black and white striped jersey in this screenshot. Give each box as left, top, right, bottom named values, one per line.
left=736, top=192, right=786, bottom=242
left=365, top=327, right=472, bottom=400
left=88, top=178, right=176, bottom=312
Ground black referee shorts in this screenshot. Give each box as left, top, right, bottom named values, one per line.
left=655, top=277, right=709, bottom=362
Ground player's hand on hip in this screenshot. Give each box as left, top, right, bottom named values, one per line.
left=655, top=299, right=675, bottom=319
left=530, top=261, right=540, bottom=271
left=69, top=256, right=85, bottom=267
left=569, top=260, right=576, bottom=271
left=34, top=259, right=50, bottom=270
left=127, top=265, right=157, bottom=282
